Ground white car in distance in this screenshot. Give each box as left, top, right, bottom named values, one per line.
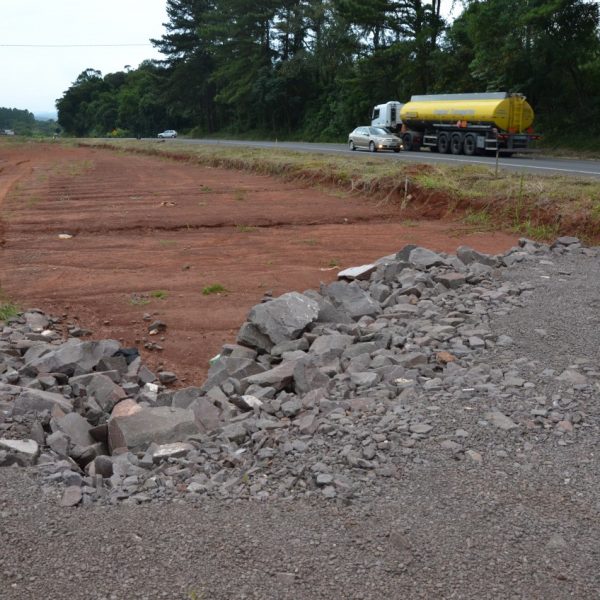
left=157, top=130, right=177, bottom=138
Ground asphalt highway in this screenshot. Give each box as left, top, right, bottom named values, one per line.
left=160, top=137, right=600, bottom=178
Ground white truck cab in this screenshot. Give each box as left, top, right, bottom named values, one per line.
left=371, top=101, right=403, bottom=132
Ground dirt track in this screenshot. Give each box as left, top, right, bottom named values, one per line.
left=0, top=142, right=517, bottom=384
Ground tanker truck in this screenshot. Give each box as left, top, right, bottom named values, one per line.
left=371, top=92, right=539, bottom=156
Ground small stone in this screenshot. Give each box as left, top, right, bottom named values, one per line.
left=315, top=473, right=333, bottom=486
left=158, top=371, right=177, bottom=384
left=465, top=449, right=483, bottom=464
left=557, top=420, right=573, bottom=433
left=60, top=486, right=82, bottom=507
left=485, top=411, right=518, bottom=431
left=409, top=423, right=433, bottom=434
left=436, top=351, right=456, bottom=364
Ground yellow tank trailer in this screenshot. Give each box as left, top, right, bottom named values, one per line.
left=372, top=93, right=539, bottom=155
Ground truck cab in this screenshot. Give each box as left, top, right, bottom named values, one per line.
left=371, top=102, right=403, bottom=132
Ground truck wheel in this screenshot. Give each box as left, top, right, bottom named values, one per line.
left=369, top=141, right=376, bottom=152
left=463, top=134, right=476, bottom=156
left=437, top=133, right=450, bottom=154
left=402, top=133, right=414, bottom=151
left=450, top=134, right=463, bottom=155
left=349, top=140, right=356, bottom=151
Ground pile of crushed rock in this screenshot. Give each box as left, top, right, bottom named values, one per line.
left=1, top=235, right=596, bottom=506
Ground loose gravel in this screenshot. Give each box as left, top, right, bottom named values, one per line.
left=1, top=237, right=599, bottom=599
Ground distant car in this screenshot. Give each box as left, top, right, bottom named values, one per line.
left=348, top=126, right=401, bottom=152
left=1, top=129, right=15, bottom=136
left=157, top=130, right=177, bottom=138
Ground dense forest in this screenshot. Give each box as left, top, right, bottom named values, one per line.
left=0, top=107, right=58, bottom=136
left=56, top=0, right=600, bottom=143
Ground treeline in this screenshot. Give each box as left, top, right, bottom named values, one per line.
left=56, top=0, right=600, bottom=142
left=0, top=107, right=59, bottom=136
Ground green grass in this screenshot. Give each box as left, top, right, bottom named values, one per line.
left=464, top=209, right=492, bottom=228
left=0, top=302, right=20, bottom=321
left=158, top=239, right=177, bottom=247
left=235, top=224, right=257, bottom=233
left=202, top=283, right=228, bottom=295
left=149, top=290, right=168, bottom=299
left=327, top=258, right=341, bottom=268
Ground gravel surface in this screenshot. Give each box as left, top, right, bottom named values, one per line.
left=1, top=242, right=599, bottom=599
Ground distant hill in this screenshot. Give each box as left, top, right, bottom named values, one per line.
left=0, top=107, right=60, bottom=136
left=34, top=111, right=58, bottom=121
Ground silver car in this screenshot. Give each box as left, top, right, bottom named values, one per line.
left=158, top=129, right=177, bottom=138
left=348, top=126, right=401, bottom=152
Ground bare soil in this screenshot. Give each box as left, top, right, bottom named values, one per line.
left=0, top=143, right=517, bottom=385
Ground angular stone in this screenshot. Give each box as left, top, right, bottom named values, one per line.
left=309, top=333, right=354, bottom=363
left=337, top=264, right=376, bottom=281
left=222, top=423, right=247, bottom=444
left=0, top=438, right=39, bottom=465
left=244, top=292, right=319, bottom=347
left=293, top=358, right=329, bottom=395
left=25, top=339, right=121, bottom=375
left=409, top=423, right=433, bottom=434
left=189, top=397, right=222, bottom=432
left=108, top=407, right=200, bottom=453
left=322, top=281, right=380, bottom=320
left=94, top=455, right=114, bottom=478
left=456, top=246, right=499, bottom=267
left=202, top=356, right=265, bottom=392
left=158, top=371, right=177, bottom=384
left=281, top=398, right=302, bottom=417
left=53, top=412, right=95, bottom=447
left=86, top=373, right=127, bottom=413
left=485, top=411, right=518, bottom=430
left=4, top=384, right=73, bottom=415
left=551, top=236, right=580, bottom=248
left=408, top=247, right=447, bottom=269
left=435, top=272, right=466, bottom=289
left=151, top=442, right=194, bottom=463
left=60, top=485, right=82, bottom=507
left=172, top=387, right=202, bottom=409
left=350, top=372, right=379, bottom=387
left=47, top=431, right=70, bottom=457
left=243, top=361, right=296, bottom=392
left=111, top=399, right=142, bottom=418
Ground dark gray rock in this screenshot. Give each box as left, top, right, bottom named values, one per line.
left=108, top=407, right=200, bottom=453
left=322, top=281, right=380, bottom=320
left=245, top=292, right=319, bottom=346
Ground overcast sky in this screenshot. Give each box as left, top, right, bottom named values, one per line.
left=0, top=0, right=168, bottom=116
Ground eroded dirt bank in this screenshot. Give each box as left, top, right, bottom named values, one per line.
left=0, top=143, right=517, bottom=384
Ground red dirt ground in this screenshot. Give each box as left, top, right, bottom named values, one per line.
left=0, top=143, right=518, bottom=385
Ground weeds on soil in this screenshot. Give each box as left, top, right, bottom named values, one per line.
left=0, top=302, right=20, bottom=321
left=202, top=283, right=228, bottom=295
left=81, top=139, right=600, bottom=242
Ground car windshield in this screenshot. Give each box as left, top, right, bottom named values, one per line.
left=369, top=127, right=389, bottom=136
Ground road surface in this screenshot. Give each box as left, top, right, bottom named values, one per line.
left=156, top=138, right=600, bottom=178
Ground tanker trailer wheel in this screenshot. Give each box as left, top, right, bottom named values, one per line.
left=369, top=141, right=377, bottom=152
left=450, top=133, right=463, bottom=155
left=402, top=133, right=414, bottom=151
left=463, top=133, right=477, bottom=156
left=437, top=133, right=450, bottom=154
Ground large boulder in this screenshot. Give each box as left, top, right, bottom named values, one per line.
left=321, top=281, right=380, bottom=320
left=108, top=406, right=200, bottom=453
left=2, top=383, right=73, bottom=415
left=24, top=339, right=121, bottom=375
left=239, top=292, right=319, bottom=350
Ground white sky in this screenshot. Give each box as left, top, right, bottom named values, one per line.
left=0, top=0, right=168, bottom=116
